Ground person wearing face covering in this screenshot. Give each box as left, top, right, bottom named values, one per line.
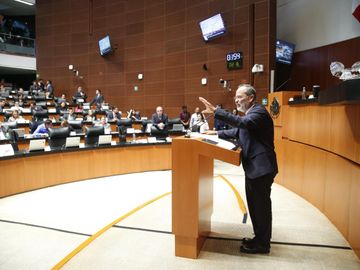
left=199, top=83, right=277, bottom=255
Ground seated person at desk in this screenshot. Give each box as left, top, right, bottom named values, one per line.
left=151, top=106, right=168, bottom=131
left=60, top=120, right=74, bottom=132
left=90, top=89, right=104, bottom=110
left=17, top=93, right=26, bottom=107
left=84, top=109, right=95, bottom=122
left=94, top=116, right=111, bottom=134
left=10, top=101, right=23, bottom=112
left=127, top=109, right=141, bottom=120
left=56, top=93, right=67, bottom=105
left=29, top=80, right=39, bottom=95
left=74, top=103, right=83, bottom=113
left=33, top=119, right=53, bottom=135
left=56, top=101, right=68, bottom=114
left=63, top=108, right=77, bottom=121
left=73, top=86, right=87, bottom=102
left=107, top=106, right=122, bottom=121
left=192, top=113, right=209, bottom=133
left=7, top=110, right=23, bottom=122
left=179, top=105, right=191, bottom=129
left=0, top=99, right=6, bottom=112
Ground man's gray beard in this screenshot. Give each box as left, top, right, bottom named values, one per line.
left=237, top=104, right=246, bottom=113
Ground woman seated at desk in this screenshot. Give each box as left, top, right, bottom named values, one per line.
left=83, top=109, right=95, bottom=122
left=7, top=110, right=23, bottom=122
left=127, top=109, right=141, bottom=120
left=192, top=113, right=209, bottom=133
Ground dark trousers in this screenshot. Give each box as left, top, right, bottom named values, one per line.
left=245, top=174, right=274, bottom=248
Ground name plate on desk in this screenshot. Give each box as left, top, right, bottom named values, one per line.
left=0, top=144, right=15, bottom=157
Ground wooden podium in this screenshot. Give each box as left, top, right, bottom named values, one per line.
left=172, top=136, right=241, bottom=259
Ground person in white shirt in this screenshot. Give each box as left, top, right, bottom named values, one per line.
left=189, top=107, right=200, bottom=129
left=194, top=112, right=209, bottom=133
left=10, top=101, right=23, bottom=113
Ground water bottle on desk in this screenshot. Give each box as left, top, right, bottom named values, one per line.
left=132, top=132, right=136, bottom=143
left=301, top=86, right=307, bottom=100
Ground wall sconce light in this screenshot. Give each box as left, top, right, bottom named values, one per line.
left=251, top=64, right=264, bottom=73
left=68, top=64, right=74, bottom=71
left=137, top=73, right=143, bottom=80
left=201, top=78, right=207, bottom=85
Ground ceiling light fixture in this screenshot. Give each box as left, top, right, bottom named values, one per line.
left=14, top=0, right=34, bottom=6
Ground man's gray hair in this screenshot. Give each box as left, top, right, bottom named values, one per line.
left=238, top=84, right=257, bottom=100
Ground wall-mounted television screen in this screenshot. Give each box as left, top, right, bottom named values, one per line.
left=276, top=39, right=296, bottom=65
left=99, top=35, right=112, bottom=56
left=199, top=14, right=226, bottom=42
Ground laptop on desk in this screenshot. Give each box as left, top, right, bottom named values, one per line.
left=28, top=139, right=46, bottom=152
left=172, top=124, right=184, bottom=132
left=13, top=128, right=25, bottom=139
left=65, top=136, right=80, bottom=148
left=98, top=134, right=112, bottom=145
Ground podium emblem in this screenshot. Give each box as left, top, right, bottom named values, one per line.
left=270, top=97, right=280, bottom=118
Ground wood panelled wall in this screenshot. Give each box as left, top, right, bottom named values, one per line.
left=287, top=37, right=360, bottom=92
left=36, top=0, right=275, bottom=118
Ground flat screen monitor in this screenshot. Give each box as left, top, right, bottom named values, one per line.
left=99, top=35, right=112, bottom=56
left=199, top=14, right=226, bottom=42
left=276, top=39, right=296, bottom=65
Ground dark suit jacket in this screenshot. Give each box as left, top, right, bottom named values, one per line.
left=90, top=94, right=104, bottom=107
left=216, top=104, right=278, bottom=179
left=151, top=113, right=168, bottom=129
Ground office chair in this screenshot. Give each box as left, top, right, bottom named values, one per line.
left=68, top=120, right=83, bottom=133
left=33, top=110, right=49, bottom=121
left=4, top=110, right=13, bottom=121
left=150, top=126, right=168, bottom=141
left=141, top=119, right=152, bottom=132
left=118, top=125, right=127, bottom=144
left=117, top=118, right=132, bottom=130
left=85, top=125, right=104, bottom=146
left=48, top=127, right=71, bottom=149
left=168, top=117, right=181, bottom=130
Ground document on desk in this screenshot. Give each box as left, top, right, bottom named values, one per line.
left=189, top=133, right=237, bottom=151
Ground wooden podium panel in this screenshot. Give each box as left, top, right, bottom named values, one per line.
left=172, top=137, right=240, bottom=258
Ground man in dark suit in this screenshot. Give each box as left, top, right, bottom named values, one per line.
left=90, top=89, right=104, bottom=109
left=151, top=106, right=168, bottom=130
left=106, top=107, right=122, bottom=121
left=199, top=84, right=277, bottom=254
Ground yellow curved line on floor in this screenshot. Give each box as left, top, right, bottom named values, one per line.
left=52, top=191, right=171, bottom=270
left=215, top=174, right=247, bottom=217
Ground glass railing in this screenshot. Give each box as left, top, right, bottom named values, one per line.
left=0, top=32, right=35, bottom=56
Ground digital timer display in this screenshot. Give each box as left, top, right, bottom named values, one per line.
left=226, top=51, right=243, bottom=70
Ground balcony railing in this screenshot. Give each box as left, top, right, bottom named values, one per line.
left=0, top=32, right=35, bottom=57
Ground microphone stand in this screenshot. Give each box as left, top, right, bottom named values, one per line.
left=185, top=113, right=213, bottom=138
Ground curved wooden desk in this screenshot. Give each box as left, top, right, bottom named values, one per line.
left=0, top=143, right=171, bottom=198
left=268, top=92, right=360, bottom=258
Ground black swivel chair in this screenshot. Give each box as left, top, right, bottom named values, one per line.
left=33, top=110, right=49, bottom=121
left=85, top=126, right=104, bottom=147
left=1, top=122, right=19, bottom=151
left=150, top=126, right=168, bottom=141
left=4, top=110, right=13, bottom=121
left=48, top=127, right=71, bottom=149
left=168, top=117, right=181, bottom=130
left=141, top=119, right=152, bottom=132
left=117, top=118, right=132, bottom=130
left=68, top=120, right=83, bottom=133
left=118, top=125, right=127, bottom=144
